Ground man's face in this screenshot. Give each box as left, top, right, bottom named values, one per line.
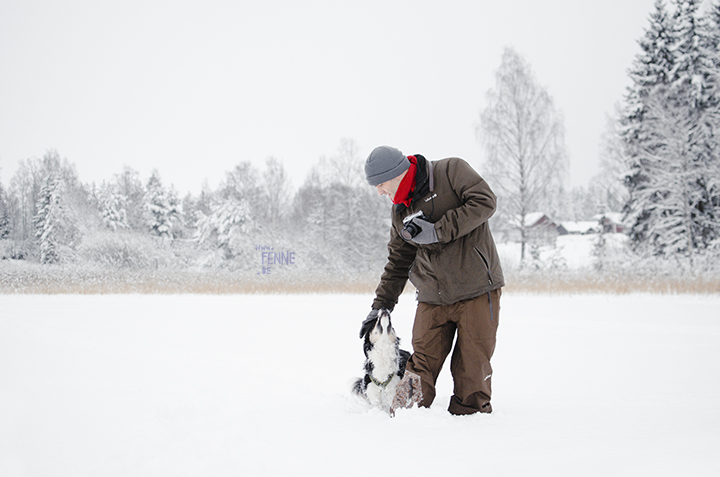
left=375, top=170, right=406, bottom=199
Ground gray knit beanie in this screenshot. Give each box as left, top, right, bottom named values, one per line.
left=364, top=146, right=410, bottom=186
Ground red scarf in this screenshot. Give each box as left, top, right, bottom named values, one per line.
left=392, top=156, right=417, bottom=207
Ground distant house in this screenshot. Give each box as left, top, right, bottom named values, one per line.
left=499, top=212, right=626, bottom=244
left=557, top=213, right=627, bottom=236
left=524, top=212, right=561, bottom=244
left=561, top=221, right=599, bottom=235
left=525, top=212, right=557, bottom=229
left=595, top=213, right=627, bottom=234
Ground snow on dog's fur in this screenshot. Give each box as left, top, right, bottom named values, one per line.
left=352, top=309, right=411, bottom=413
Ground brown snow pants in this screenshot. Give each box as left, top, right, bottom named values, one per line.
left=406, top=288, right=501, bottom=415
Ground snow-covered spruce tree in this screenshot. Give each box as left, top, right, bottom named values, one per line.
left=622, top=0, right=720, bottom=257
left=33, top=174, right=79, bottom=264
left=34, top=176, right=60, bottom=263
left=621, top=0, right=676, bottom=242
left=194, top=163, right=262, bottom=262
left=181, top=184, right=213, bottom=235
left=674, top=0, right=720, bottom=249
left=114, top=166, right=146, bottom=231
left=670, top=0, right=718, bottom=110
left=628, top=0, right=676, bottom=110
left=628, top=90, right=709, bottom=260
left=0, top=178, right=10, bottom=239
left=26, top=150, right=87, bottom=265
left=144, top=170, right=180, bottom=239
left=8, top=150, right=88, bottom=248
left=194, top=196, right=252, bottom=260
left=698, top=0, right=720, bottom=249
left=479, top=47, right=567, bottom=263
left=97, top=181, right=128, bottom=231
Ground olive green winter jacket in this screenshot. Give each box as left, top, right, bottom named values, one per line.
left=372, top=155, right=504, bottom=309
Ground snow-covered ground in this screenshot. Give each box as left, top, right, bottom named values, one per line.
left=1, top=293, right=719, bottom=476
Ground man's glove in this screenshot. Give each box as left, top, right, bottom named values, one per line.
left=409, top=217, right=439, bottom=245
left=359, top=309, right=379, bottom=338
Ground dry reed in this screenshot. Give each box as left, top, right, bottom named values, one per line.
left=1, top=261, right=718, bottom=295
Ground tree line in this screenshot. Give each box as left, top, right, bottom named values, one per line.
left=0, top=138, right=615, bottom=275
left=0, top=140, right=390, bottom=278
left=3, top=0, right=719, bottom=276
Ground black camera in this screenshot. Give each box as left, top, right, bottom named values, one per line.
left=401, top=211, right=427, bottom=241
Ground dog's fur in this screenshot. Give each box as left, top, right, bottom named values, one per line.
left=352, top=309, right=411, bottom=413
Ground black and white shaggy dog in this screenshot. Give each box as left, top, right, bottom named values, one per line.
left=352, top=309, right=412, bottom=413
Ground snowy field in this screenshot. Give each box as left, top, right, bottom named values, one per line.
left=497, top=234, right=627, bottom=270
left=1, top=293, right=719, bottom=476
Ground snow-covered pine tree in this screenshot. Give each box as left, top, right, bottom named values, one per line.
left=144, top=170, right=180, bottom=239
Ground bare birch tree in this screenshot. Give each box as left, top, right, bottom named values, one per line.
left=593, top=112, right=630, bottom=214
left=260, top=156, right=292, bottom=228
left=479, top=47, right=567, bottom=262
left=312, top=138, right=365, bottom=189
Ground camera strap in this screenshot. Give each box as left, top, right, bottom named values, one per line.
left=428, top=161, right=434, bottom=192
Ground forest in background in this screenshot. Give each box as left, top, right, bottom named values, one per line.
left=1, top=0, right=720, bottom=294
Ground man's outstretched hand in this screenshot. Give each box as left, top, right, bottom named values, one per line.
left=359, top=309, right=379, bottom=338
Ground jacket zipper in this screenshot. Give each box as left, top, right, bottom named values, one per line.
left=475, top=247, right=495, bottom=323
left=474, top=247, right=493, bottom=286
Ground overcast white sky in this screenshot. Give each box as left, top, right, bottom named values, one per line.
left=0, top=0, right=659, bottom=195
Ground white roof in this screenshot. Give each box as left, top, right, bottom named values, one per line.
left=562, top=221, right=598, bottom=233
left=525, top=212, right=551, bottom=226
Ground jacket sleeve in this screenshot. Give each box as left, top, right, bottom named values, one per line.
left=434, top=158, right=497, bottom=243
left=372, top=220, right=417, bottom=310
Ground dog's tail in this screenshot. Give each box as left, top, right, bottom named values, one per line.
left=398, top=349, right=412, bottom=377
left=351, top=377, right=367, bottom=397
